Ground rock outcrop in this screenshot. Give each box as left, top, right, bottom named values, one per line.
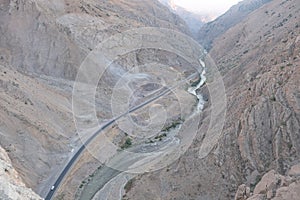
left=125, top=0, right=300, bottom=199
left=235, top=165, right=300, bottom=200
left=0, top=0, right=188, bottom=80
left=0, top=63, right=75, bottom=195
left=0, top=145, right=42, bottom=200
left=1, top=0, right=299, bottom=199
left=0, top=0, right=193, bottom=198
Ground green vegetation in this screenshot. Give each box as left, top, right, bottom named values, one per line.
left=288, top=143, right=293, bottom=149
left=250, top=176, right=262, bottom=192
left=124, top=178, right=135, bottom=193
left=161, top=117, right=184, bottom=132
left=191, top=78, right=201, bottom=87
left=145, top=118, right=184, bottom=144
left=270, top=95, right=276, bottom=102
left=79, top=180, right=87, bottom=189
left=146, top=139, right=155, bottom=144
left=281, top=121, right=287, bottom=126
left=154, top=133, right=167, bottom=141
left=121, top=138, right=132, bottom=149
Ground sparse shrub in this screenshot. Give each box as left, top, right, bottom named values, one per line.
left=270, top=96, right=276, bottom=101
left=121, top=138, right=132, bottom=149
left=148, top=139, right=154, bottom=143
left=56, top=194, right=65, bottom=200
left=281, top=121, right=287, bottom=126
left=154, top=133, right=167, bottom=141
left=191, top=78, right=201, bottom=87
left=161, top=118, right=183, bottom=132
left=124, top=178, right=135, bottom=193
left=250, top=176, right=262, bottom=192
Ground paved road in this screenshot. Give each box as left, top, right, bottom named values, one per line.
left=44, top=73, right=198, bottom=200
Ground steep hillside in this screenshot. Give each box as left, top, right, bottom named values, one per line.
left=170, top=6, right=205, bottom=37
left=0, top=0, right=192, bottom=198
left=0, top=0, right=188, bottom=80
left=158, top=0, right=205, bottom=37
left=1, top=0, right=299, bottom=199
left=0, top=145, right=42, bottom=200
left=198, top=0, right=272, bottom=50
left=125, top=0, right=300, bottom=199
left=0, top=62, right=75, bottom=196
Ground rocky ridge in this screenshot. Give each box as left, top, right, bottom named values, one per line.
left=198, top=0, right=272, bottom=50
left=0, top=145, right=42, bottom=200
left=0, top=0, right=299, bottom=199
left=0, top=0, right=194, bottom=198
left=158, top=0, right=205, bottom=37
left=235, top=164, right=300, bottom=200
left=0, top=0, right=188, bottom=80
left=125, top=0, right=300, bottom=199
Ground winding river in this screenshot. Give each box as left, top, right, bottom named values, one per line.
left=188, top=58, right=207, bottom=112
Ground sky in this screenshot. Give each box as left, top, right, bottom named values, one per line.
left=173, top=0, right=242, bottom=17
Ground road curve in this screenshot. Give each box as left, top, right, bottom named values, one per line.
left=44, top=72, right=198, bottom=200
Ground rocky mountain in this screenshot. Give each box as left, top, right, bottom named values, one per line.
left=158, top=0, right=205, bottom=37
left=0, top=0, right=299, bottom=199
left=125, top=0, right=300, bottom=199
left=159, top=0, right=211, bottom=38
left=170, top=6, right=205, bottom=37
left=235, top=167, right=300, bottom=199
left=0, top=0, right=188, bottom=80
left=0, top=145, right=42, bottom=200
left=0, top=0, right=192, bottom=199
left=198, top=0, right=272, bottom=50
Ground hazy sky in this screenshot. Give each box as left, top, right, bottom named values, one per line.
left=173, top=0, right=242, bottom=16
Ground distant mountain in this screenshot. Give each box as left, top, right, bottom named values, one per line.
left=158, top=0, right=205, bottom=37
left=198, top=0, right=272, bottom=50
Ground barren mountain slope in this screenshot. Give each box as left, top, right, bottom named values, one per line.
left=125, top=0, right=300, bottom=199
left=198, top=0, right=271, bottom=50
left=0, top=145, right=42, bottom=200
left=0, top=63, right=75, bottom=195
left=0, top=0, right=192, bottom=198
left=0, top=0, right=188, bottom=79
left=158, top=0, right=205, bottom=37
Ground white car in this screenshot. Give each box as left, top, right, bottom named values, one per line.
left=51, top=185, right=55, bottom=191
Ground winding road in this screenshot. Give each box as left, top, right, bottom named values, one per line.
left=44, top=72, right=199, bottom=200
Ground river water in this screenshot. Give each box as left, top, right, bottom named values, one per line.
left=188, top=58, right=207, bottom=112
